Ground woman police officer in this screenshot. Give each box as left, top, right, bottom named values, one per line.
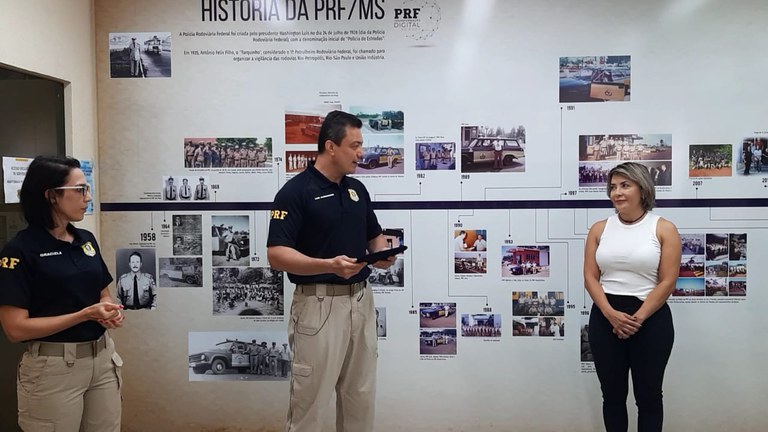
left=0, top=156, right=125, bottom=431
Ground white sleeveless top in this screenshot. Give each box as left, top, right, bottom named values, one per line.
left=595, top=213, right=661, bottom=300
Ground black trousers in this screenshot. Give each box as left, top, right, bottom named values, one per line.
left=589, top=294, right=674, bottom=432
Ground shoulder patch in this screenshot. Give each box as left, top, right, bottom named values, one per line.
left=0, top=257, right=21, bottom=269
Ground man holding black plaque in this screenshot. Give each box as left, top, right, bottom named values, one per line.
left=267, top=110, right=396, bottom=432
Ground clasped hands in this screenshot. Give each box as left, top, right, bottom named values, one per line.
left=606, top=309, right=644, bottom=340
left=86, top=302, right=126, bottom=329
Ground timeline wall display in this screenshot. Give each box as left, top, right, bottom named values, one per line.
left=94, top=1, right=768, bottom=431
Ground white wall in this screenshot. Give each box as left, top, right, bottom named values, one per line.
left=0, top=0, right=99, bottom=233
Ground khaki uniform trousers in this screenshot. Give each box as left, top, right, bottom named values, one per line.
left=286, top=283, right=377, bottom=432
left=17, top=332, right=123, bottom=432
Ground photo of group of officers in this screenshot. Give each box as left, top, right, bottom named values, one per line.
left=673, top=233, right=747, bottom=297
left=461, top=313, right=501, bottom=338
left=183, top=138, right=272, bottom=169
left=512, top=292, right=565, bottom=337
left=501, top=245, right=550, bottom=278
left=284, top=151, right=318, bottom=173
left=579, top=160, right=672, bottom=187
left=689, top=144, right=732, bottom=177
left=212, top=267, right=284, bottom=316
left=579, top=134, right=672, bottom=162
left=420, top=303, right=457, bottom=355
left=415, top=142, right=456, bottom=170
left=188, top=332, right=290, bottom=381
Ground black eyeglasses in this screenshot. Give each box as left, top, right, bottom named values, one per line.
left=54, top=184, right=91, bottom=196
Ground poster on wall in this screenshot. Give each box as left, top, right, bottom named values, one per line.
left=2, top=156, right=32, bottom=204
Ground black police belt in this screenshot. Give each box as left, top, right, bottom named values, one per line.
left=29, top=333, right=109, bottom=359
left=297, top=281, right=366, bottom=297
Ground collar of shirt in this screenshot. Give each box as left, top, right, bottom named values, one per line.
left=306, top=161, right=350, bottom=190
left=29, top=223, right=85, bottom=246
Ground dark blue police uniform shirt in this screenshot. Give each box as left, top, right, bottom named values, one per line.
left=0, top=224, right=113, bottom=342
left=267, top=162, right=382, bottom=285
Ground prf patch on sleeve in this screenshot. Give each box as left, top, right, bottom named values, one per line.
left=270, top=210, right=288, bottom=220
left=0, top=257, right=20, bottom=269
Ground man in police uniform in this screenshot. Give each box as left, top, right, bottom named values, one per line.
left=116, top=251, right=156, bottom=310
left=164, top=177, right=177, bottom=200
left=195, top=177, right=209, bottom=200
left=267, top=110, right=395, bottom=432
left=179, top=178, right=192, bottom=200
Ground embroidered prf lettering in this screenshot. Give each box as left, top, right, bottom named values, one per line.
left=0, top=257, right=20, bottom=269
left=270, top=210, right=288, bottom=220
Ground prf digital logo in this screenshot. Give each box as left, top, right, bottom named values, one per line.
left=394, top=0, right=441, bottom=40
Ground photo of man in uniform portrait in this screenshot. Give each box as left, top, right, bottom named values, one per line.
left=116, top=250, right=157, bottom=310
left=163, top=176, right=177, bottom=200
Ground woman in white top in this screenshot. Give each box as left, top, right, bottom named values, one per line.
left=583, top=162, right=681, bottom=432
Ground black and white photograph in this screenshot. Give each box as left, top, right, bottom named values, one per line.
left=460, top=125, right=526, bottom=173
left=349, top=106, right=405, bottom=134
left=512, top=291, right=564, bottom=316
left=376, top=307, right=387, bottom=338
left=161, top=176, right=180, bottom=201
left=419, top=302, right=457, bottom=328
left=689, top=144, right=732, bottom=177
left=109, top=32, right=171, bottom=78
left=502, top=246, right=551, bottom=278
left=580, top=314, right=593, bottom=362
left=188, top=331, right=290, bottom=381
left=285, top=104, right=341, bottom=145
left=419, top=329, right=457, bottom=355
left=172, top=214, right=202, bottom=256
left=158, top=257, right=203, bottom=288
left=114, top=248, right=157, bottom=310
left=368, top=256, right=404, bottom=287
left=736, top=137, right=766, bottom=176
left=173, top=177, right=211, bottom=201
left=706, top=234, right=729, bottom=261
left=212, top=267, right=283, bottom=316
left=559, top=56, right=631, bottom=102
left=211, top=215, right=250, bottom=266
left=729, top=234, right=747, bottom=261
left=579, top=134, right=672, bottom=162
left=184, top=138, right=273, bottom=169
left=415, top=142, right=455, bottom=170
left=461, top=313, right=501, bottom=338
